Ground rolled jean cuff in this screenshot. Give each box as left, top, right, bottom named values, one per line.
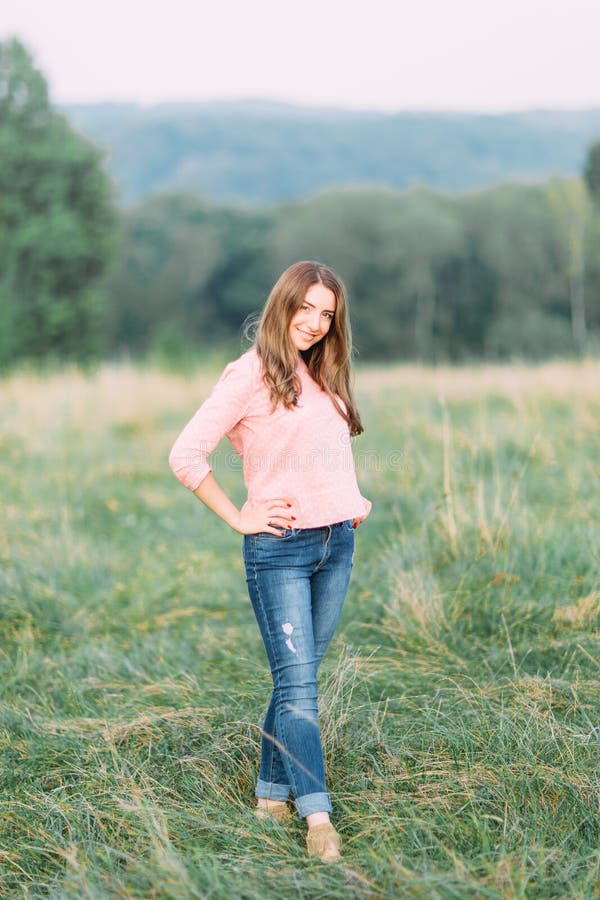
left=294, top=791, right=332, bottom=819
left=255, top=779, right=291, bottom=802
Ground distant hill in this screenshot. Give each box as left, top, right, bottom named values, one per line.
left=63, top=100, right=600, bottom=206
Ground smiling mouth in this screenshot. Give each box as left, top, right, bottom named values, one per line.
left=297, top=328, right=318, bottom=339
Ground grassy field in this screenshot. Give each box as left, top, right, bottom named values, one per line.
left=1, top=356, right=599, bottom=898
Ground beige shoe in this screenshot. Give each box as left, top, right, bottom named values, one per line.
left=254, top=799, right=292, bottom=823
left=306, top=823, right=342, bottom=862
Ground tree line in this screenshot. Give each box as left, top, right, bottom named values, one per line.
left=1, top=38, right=600, bottom=370
left=107, top=181, right=600, bottom=363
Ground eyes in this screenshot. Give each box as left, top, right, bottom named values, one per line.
left=300, top=304, right=334, bottom=320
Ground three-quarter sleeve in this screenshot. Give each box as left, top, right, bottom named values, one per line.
left=168, top=354, right=256, bottom=491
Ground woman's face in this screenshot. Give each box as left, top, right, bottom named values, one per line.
left=288, top=283, right=336, bottom=352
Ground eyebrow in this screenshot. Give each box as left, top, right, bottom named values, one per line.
left=303, top=300, right=336, bottom=315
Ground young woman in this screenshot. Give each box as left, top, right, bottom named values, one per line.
left=168, top=260, right=371, bottom=862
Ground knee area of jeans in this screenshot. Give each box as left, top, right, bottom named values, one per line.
left=275, top=686, right=319, bottom=705
left=274, top=700, right=319, bottom=726
left=275, top=689, right=318, bottom=708
left=276, top=656, right=319, bottom=674
left=279, top=698, right=319, bottom=715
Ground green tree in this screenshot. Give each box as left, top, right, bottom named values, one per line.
left=266, top=188, right=466, bottom=361
left=547, top=178, right=589, bottom=353
left=463, top=185, right=573, bottom=360
left=105, top=193, right=271, bottom=356
left=583, top=139, right=600, bottom=207
left=582, top=141, right=600, bottom=349
left=0, top=38, right=116, bottom=368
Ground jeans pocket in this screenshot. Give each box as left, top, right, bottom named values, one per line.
left=343, top=518, right=355, bottom=531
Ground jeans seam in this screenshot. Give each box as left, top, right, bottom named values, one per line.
left=277, top=681, right=326, bottom=797
left=312, top=526, right=332, bottom=575
left=275, top=688, right=294, bottom=796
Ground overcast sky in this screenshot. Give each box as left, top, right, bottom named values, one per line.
left=2, top=0, right=600, bottom=112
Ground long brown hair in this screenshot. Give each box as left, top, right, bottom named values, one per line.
left=255, top=261, right=364, bottom=436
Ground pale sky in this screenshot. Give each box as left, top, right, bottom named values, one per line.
left=2, top=0, right=600, bottom=112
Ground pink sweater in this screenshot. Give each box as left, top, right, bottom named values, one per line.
left=168, top=348, right=371, bottom=529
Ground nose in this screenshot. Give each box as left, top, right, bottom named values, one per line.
left=308, top=310, right=322, bottom=332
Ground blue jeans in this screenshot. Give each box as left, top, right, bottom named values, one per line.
left=242, top=519, right=355, bottom=819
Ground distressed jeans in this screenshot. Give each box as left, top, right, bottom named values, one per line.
left=242, top=519, right=355, bottom=819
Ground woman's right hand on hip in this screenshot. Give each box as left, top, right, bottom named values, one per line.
left=236, top=499, right=296, bottom=535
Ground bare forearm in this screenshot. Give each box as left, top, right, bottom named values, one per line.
left=192, top=472, right=241, bottom=531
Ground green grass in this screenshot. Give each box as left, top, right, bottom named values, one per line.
left=1, top=357, right=599, bottom=898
